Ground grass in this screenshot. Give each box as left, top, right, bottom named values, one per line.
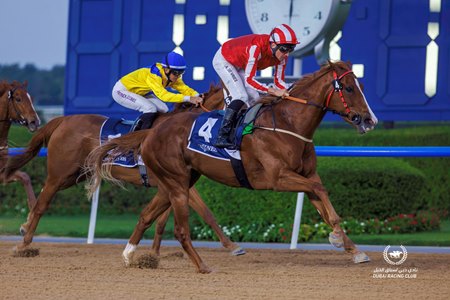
left=0, top=214, right=175, bottom=240
left=1, top=214, right=449, bottom=247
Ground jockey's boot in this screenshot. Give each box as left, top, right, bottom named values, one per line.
left=140, top=112, right=158, bottom=130
left=131, top=112, right=157, bottom=132
left=214, top=100, right=244, bottom=148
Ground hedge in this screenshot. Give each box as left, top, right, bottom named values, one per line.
left=1, top=125, right=448, bottom=223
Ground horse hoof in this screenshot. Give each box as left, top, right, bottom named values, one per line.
left=122, top=252, right=134, bottom=267
left=122, top=243, right=136, bottom=267
left=198, top=266, right=213, bottom=274
left=328, top=232, right=344, bottom=248
left=12, top=245, right=40, bottom=257
left=353, top=252, right=370, bottom=263
left=231, top=247, right=246, bottom=256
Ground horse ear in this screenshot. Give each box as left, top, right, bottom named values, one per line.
left=23, top=80, right=28, bottom=88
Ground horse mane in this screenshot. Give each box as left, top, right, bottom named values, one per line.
left=0, top=80, right=27, bottom=96
left=0, top=80, right=9, bottom=95
left=256, top=60, right=352, bottom=105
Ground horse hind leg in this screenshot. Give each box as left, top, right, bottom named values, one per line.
left=151, top=207, right=172, bottom=256
left=170, top=188, right=212, bottom=274
left=6, top=171, right=37, bottom=210
left=124, top=192, right=171, bottom=266
left=188, top=187, right=245, bottom=256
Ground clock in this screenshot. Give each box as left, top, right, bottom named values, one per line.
left=245, top=0, right=352, bottom=63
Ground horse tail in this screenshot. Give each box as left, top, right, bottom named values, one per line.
left=3, top=117, right=65, bottom=178
left=84, top=130, right=149, bottom=199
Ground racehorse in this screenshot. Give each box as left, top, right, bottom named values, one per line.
left=86, top=61, right=378, bottom=273
left=2, top=84, right=244, bottom=256
left=0, top=80, right=40, bottom=210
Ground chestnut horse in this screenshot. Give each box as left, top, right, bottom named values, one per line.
left=86, top=61, right=378, bottom=273
left=0, top=80, right=40, bottom=210
left=3, top=85, right=244, bottom=256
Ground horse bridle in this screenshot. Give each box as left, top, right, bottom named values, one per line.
left=0, top=87, right=29, bottom=125
left=285, top=68, right=362, bottom=125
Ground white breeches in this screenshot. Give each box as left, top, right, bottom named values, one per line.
left=212, top=49, right=260, bottom=107
left=112, top=81, right=169, bottom=113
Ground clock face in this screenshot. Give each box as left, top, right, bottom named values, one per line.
left=245, top=0, right=334, bottom=54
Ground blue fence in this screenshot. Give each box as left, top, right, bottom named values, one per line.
left=9, top=147, right=450, bottom=158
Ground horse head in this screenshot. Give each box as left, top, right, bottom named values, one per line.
left=317, top=61, right=378, bottom=134
left=0, top=81, right=41, bottom=132
left=289, top=61, right=378, bottom=134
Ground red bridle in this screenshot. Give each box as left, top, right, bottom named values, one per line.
left=325, top=70, right=354, bottom=114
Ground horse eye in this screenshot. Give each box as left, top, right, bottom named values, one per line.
left=345, top=86, right=354, bottom=93
left=15, top=97, right=22, bottom=102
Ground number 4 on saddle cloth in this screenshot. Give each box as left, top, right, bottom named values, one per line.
left=187, top=105, right=261, bottom=189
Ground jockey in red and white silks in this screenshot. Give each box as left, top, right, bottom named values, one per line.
left=213, top=34, right=287, bottom=105
left=213, top=24, right=300, bottom=148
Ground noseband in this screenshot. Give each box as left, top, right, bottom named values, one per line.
left=0, top=87, right=29, bottom=125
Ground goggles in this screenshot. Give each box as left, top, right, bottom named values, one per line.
left=170, top=69, right=185, bottom=76
left=278, top=44, right=296, bottom=54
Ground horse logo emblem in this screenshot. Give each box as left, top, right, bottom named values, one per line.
left=383, top=245, right=408, bottom=265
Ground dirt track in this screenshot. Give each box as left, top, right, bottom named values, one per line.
left=0, top=242, right=449, bottom=299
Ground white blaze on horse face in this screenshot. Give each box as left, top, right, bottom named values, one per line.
left=355, top=79, right=378, bottom=127
left=26, top=92, right=41, bottom=124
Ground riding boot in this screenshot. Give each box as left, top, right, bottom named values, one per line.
left=131, top=112, right=157, bottom=132
left=140, top=112, right=158, bottom=130
left=214, top=100, right=244, bottom=148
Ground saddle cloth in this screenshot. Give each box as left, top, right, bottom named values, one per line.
left=99, top=117, right=143, bottom=167
left=187, top=110, right=245, bottom=160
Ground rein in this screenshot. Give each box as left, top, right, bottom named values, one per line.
left=252, top=66, right=355, bottom=143
left=284, top=69, right=354, bottom=117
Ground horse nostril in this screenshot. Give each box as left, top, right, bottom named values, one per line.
left=364, top=118, right=373, bottom=126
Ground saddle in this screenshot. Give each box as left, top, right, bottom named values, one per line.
left=187, top=103, right=263, bottom=189
left=100, top=117, right=149, bottom=187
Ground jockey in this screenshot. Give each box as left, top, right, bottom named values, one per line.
left=112, top=51, right=204, bottom=131
left=213, top=24, right=299, bottom=148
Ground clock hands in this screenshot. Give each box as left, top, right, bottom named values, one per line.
left=289, top=0, right=294, bottom=25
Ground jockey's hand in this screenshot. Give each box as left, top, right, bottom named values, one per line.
left=189, top=96, right=203, bottom=107
left=268, top=87, right=289, bottom=98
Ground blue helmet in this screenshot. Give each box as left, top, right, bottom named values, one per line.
left=161, top=51, right=186, bottom=70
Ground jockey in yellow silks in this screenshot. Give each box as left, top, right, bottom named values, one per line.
left=112, top=51, right=203, bottom=131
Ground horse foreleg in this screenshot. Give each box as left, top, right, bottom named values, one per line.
left=171, top=189, right=212, bottom=274
left=14, top=180, right=59, bottom=253
left=188, top=187, right=245, bottom=256
left=124, top=192, right=171, bottom=266
left=6, top=171, right=37, bottom=210
left=151, top=206, right=172, bottom=256
left=306, top=174, right=370, bottom=263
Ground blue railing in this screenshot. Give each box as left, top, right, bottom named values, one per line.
left=8, top=146, right=450, bottom=157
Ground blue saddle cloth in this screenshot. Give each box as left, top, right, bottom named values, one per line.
left=100, top=118, right=139, bottom=167
left=187, top=110, right=245, bottom=161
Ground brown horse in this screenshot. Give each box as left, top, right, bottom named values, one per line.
left=2, top=84, right=244, bottom=256
left=0, top=80, right=40, bottom=210
left=86, top=61, right=378, bottom=273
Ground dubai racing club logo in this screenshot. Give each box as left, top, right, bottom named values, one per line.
left=383, top=245, right=408, bottom=265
